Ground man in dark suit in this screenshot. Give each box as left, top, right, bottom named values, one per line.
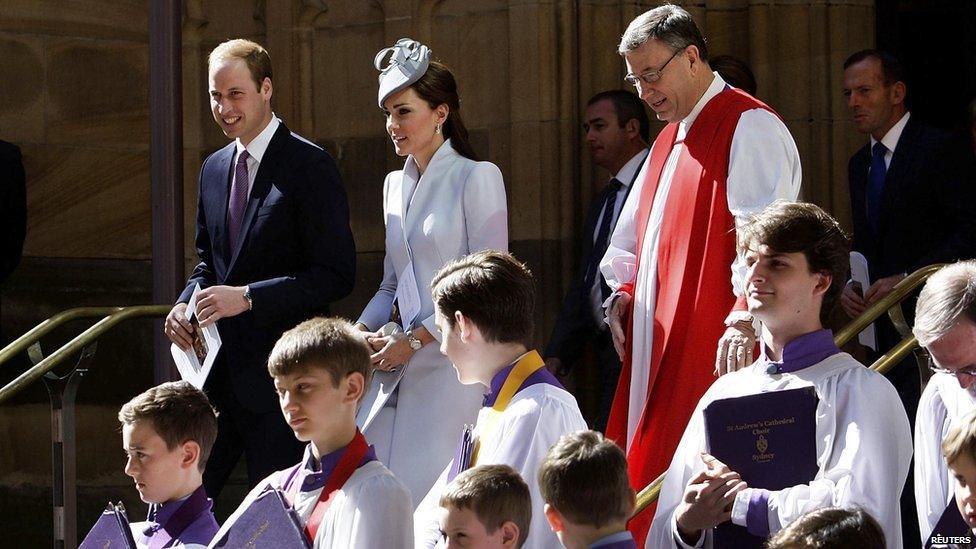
left=842, top=48, right=976, bottom=544
left=0, top=140, right=26, bottom=285
left=544, top=90, right=649, bottom=432
left=163, top=39, right=355, bottom=497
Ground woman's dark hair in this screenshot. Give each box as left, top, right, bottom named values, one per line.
left=411, top=61, right=479, bottom=161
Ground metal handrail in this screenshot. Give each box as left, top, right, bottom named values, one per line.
left=631, top=263, right=945, bottom=517
left=0, top=307, right=125, bottom=369
left=0, top=304, right=171, bottom=548
left=0, top=305, right=171, bottom=404
left=834, top=263, right=944, bottom=346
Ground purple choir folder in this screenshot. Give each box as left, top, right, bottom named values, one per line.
left=79, top=502, right=137, bottom=549
left=925, top=501, right=972, bottom=548
left=210, top=488, right=311, bottom=549
left=704, top=386, right=819, bottom=548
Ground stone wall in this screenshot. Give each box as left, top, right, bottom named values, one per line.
left=0, top=1, right=875, bottom=542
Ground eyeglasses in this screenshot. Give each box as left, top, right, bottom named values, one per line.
left=928, top=359, right=976, bottom=378
left=624, top=47, right=684, bottom=87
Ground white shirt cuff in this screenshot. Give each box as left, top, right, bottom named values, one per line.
left=731, top=488, right=752, bottom=527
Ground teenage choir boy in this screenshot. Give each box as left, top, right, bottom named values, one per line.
left=647, top=201, right=912, bottom=548
left=414, top=250, right=587, bottom=548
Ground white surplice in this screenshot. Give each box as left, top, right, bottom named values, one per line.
left=599, top=74, right=802, bottom=448
left=915, top=372, right=976, bottom=543
left=210, top=460, right=413, bottom=549
left=646, top=353, right=912, bottom=549
left=356, top=139, right=508, bottom=507
left=414, top=383, right=587, bottom=549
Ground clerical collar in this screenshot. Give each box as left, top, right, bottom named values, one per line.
left=145, top=485, right=210, bottom=535
left=293, top=439, right=378, bottom=493
left=483, top=351, right=563, bottom=407
left=677, top=72, right=727, bottom=142
left=758, top=329, right=841, bottom=375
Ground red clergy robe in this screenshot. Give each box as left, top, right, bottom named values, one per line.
left=607, top=88, right=777, bottom=544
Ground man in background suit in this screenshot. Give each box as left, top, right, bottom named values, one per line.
left=163, top=39, right=355, bottom=498
left=842, top=48, right=976, bottom=544
left=545, top=90, right=649, bottom=432
left=1, top=140, right=26, bottom=285
left=842, top=49, right=976, bottom=417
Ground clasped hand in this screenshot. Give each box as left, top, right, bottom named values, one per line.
left=675, top=453, right=748, bottom=544
left=354, top=325, right=416, bottom=372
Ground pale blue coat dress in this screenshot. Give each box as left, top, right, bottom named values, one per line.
left=356, top=139, right=508, bottom=506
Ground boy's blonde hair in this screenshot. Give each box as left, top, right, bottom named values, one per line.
left=943, top=408, right=976, bottom=466
left=538, top=430, right=632, bottom=528
left=267, top=317, right=372, bottom=396
left=118, top=381, right=218, bottom=472
left=439, top=464, right=531, bottom=547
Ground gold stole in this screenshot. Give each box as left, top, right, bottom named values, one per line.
left=470, top=350, right=545, bottom=465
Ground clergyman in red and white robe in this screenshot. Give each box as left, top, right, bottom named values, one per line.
left=599, top=72, right=801, bottom=539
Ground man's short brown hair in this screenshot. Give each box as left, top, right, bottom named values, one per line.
left=738, top=201, right=850, bottom=321
left=538, top=430, right=632, bottom=528
left=943, top=409, right=976, bottom=467
left=267, top=317, right=372, bottom=394
left=118, top=381, right=218, bottom=473
left=439, top=464, right=532, bottom=547
left=208, top=39, right=273, bottom=91
left=431, top=250, right=535, bottom=346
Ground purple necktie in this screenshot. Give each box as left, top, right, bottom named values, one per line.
left=228, top=149, right=250, bottom=252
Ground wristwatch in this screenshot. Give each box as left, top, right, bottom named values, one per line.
left=405, top=331, right=423, bottom=351
left=243, top=286, right=253, bottom=310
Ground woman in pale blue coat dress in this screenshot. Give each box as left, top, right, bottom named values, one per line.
left=355, top=39, right=508, bottom=506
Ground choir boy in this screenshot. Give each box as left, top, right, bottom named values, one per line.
left=119, top=381, right=220, bottom=548
left=438, top=464, right=532, bottom=548
left=538, top=430, right=637, bottom=548
left=415, top=250, right=587, bottom=548
left=942, top=409, right=976, bottom=539
left=210, top=317, right=412, bottom=548
left=646, top=201, right=912, bottom=548
left=765, top=507, right=885, bottom=549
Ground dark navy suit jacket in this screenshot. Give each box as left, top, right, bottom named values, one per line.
left=848, top=116, right=976, bottom=278
left=179, top=122, right=355, bottom=412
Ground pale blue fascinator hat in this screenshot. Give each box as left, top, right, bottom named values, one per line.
left=374, top=38, right=431, bottom=108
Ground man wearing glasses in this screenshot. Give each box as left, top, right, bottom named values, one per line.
left=913, top=261, right=976, bottom=545
left=598, top=4, right=801, bottom=542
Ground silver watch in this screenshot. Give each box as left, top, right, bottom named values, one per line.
left=405, top=331, right=422, bottom=350
left=243, top=286, right=253, bottom=310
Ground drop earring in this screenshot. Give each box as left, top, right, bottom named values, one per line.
left=435, top=123, right=441, bottom=135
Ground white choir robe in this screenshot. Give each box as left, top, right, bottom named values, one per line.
left=646, top=353, right=912, bottom=549
left=599, top=73, right=802, bottom=449
left=210, top=461, right=413, bottom=549
left=414, top=383, right=587, bottom=549
left=915, top=372, right=976, bottom=543
left=130, top=533, right=205, bottom=549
